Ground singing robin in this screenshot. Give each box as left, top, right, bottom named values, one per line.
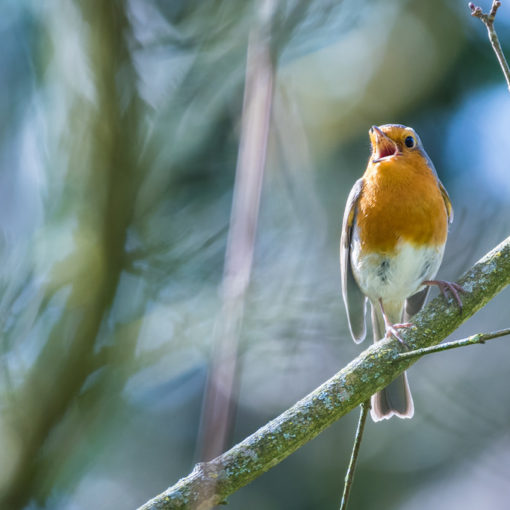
left=340, top=124, right=463, bottom=421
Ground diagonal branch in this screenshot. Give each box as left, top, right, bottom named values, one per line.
left=137, top=235, right=510, bottom=510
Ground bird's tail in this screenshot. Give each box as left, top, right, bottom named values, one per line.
left=370, top=301, right=414, bottom=421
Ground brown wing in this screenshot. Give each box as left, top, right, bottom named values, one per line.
left=438, top=179, right=453, bottom=224
left=340, top=178, right=367, bottom=343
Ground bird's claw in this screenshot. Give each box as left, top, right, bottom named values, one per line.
left=424, top=280, right=466, bottom=310
left=384, top=322, right=412, bottom=348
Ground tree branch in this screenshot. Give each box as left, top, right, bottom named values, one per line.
left=137, top=235, right=510, bottom=510
left=469, top=0, right=510, bottom=91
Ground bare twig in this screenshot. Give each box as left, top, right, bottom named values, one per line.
left=397, top=327, right=510, bottom=360
left=339, top=401, right=370, bottom=510
left=469, top=0, right=510, bottom=91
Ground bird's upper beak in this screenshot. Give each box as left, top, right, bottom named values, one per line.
left=370, top=125, right=399, bottom=163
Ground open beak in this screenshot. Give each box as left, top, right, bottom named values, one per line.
left=370, top=125, right=399, bottom=163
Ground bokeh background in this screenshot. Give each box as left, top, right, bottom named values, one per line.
left=1, top=1, right=510, bottom=509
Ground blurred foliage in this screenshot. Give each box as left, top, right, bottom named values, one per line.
left=0, top=0, right=510, bottom=509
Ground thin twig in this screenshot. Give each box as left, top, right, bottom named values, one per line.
left=469, top=0, right=510, bottom=91
left=397, top=328, right=510, bottom=360
left=339, top=401, right=370, bottom=510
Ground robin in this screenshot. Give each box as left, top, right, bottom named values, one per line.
left=340, top=124, right=464, bottom=421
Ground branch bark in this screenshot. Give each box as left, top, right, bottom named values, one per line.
left=137, top=235, right=510, bottom=510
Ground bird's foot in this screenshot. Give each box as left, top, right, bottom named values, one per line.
left=383, top=321, right=412, bottom=345
left=423, top=280, right=466, bottom=310
left=378, top=298, right=412, bottom=346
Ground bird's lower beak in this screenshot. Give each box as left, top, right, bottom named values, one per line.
left=370, top=125, right=399, bottom=163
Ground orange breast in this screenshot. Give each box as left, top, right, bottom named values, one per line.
left=356, top=154, right=448, bottom=255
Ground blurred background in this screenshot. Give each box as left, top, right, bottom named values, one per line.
left=1, top=0, right=510, bottom=509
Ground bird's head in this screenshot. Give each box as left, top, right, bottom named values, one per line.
left=369, top=124, right=424, bottom=164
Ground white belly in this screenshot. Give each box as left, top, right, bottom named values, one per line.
left=350, top=233, right=444, bottom=303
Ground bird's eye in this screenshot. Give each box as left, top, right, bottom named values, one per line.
left=404, top=135, right=415, bottom=148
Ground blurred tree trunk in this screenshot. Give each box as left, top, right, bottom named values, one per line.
left=198, top=0, right=276, bottom=463
left=0, top=1, right=144, bottom=507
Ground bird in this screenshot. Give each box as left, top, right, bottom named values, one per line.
left=340, top=124, right=464, bottom=422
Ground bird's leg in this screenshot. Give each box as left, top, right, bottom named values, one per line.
left=423, top=280, right=466, bottom=310
left=378, top=298, right=412, bottom=345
